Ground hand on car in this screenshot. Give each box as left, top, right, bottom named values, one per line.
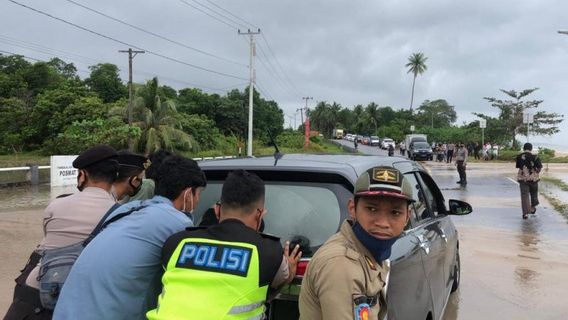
left=284, top=241, right=302, bottom=283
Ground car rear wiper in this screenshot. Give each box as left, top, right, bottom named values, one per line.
left=267, top=129, right=284, bottom=166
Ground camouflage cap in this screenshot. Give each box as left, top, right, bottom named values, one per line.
left=354, top=166, right=414, bottom=202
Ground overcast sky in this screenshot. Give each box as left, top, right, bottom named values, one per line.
left=2, top=0, right=567, bottom=148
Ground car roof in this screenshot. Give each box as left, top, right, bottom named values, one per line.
left=198, top=154, right=423, bottom=188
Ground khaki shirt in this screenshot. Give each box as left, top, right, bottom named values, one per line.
left=299, top=220, right=389, bottom=320
left=26, top=187, right=115, bottom=288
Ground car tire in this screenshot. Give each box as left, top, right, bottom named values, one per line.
left=451, top=250, right=460, bottom=293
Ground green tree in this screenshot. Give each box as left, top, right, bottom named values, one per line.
left=481, top=88, right=563, bottom=149
left=85, top=63, right=127, bottom=103
left=132, top=77, right=195, bottom=153
left=415, top=99, right=457, bottom=128
left=405, top=52, right=428, bottom=111
left=365, top=102, right=380, bottom=134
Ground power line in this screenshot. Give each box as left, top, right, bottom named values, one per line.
left=189, top=0, right=248, bottom=30
left=0, top=49, right=41, bottom=62
left=203, top=0, right=259, bottom=30
left=260, top=33, right=302, bottom=96
left=177, top=0, right=238, bottom=30
left=62, top=0, right=246, bottom=68
left=0, top=39, right=241, bottom=94
left=8, top=0, right=247, bottom=81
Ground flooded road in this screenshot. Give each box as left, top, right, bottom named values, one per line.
left=2, top=146, right=568, bottom=318
left=339, top=140, right=568, bottom=320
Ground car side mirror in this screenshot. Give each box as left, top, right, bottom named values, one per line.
left=448, top=199, right=472, bottom=215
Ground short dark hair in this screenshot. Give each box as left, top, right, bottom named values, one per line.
left=116, top=166, right=143, bottom=182
left=154, top=155, right=206, bottom=200
left=84, top=159, right=119, bottom=184
left=146, top=149, right=174, bottom=180
left=523, top=143, right=533, bottom=151
left=221, top=170, right=265, bottom=213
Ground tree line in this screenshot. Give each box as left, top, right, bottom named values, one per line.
left=0, top=54, right=284, bottom=156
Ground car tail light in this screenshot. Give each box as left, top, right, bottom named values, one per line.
left=296, top=260, right=309, bottom=277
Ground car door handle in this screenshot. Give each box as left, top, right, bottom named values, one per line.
left=440, top=232, right=448, bottom=243
left=418, top=240, right=430, bottom=255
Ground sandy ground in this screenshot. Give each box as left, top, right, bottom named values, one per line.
left=0, top=208, right=44, bottom=313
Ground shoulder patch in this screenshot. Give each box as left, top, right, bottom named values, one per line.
left=259, top=232, right=280, bottom=242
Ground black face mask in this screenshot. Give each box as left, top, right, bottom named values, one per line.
left=128, top=177, right=143, bottom=197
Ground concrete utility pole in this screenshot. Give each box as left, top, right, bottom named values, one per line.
left=239, top=29, right=261, bottom=157
left=119, top=48, right=145, bottom=126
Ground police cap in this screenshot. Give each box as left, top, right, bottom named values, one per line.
left=354, top=166, right=414, bottom=202
left=72, top=145, right=118, bottom=169
left=117, top=150, right=149, bottom=170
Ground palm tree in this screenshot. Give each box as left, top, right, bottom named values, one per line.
left=406, top=52, right=428, bottom=111
left=113, top=77, right=196, bottom=154
left=365, top=102, right=380, bottom=134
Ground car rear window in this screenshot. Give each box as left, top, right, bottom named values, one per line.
left=414, top=142, right=430, bottom=148
left=192, top=181, right=350, bottom=256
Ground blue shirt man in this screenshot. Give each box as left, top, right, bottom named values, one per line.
left=54, top=155, right=206, bottom=320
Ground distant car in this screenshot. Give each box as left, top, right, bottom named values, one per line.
left=361, top=136, right=371, bottom=145
left=370, top=136, right=380, bottom=146
left=409, top=141, right=434, bottom=161
left=381, top=138, right=395, bottom=150
left=196, top=154, right=472, bottom=320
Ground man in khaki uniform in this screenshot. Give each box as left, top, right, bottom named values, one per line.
left=299, top=166, right=413, bottom=320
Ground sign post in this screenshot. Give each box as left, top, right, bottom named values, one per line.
left=522, top=112, right=534, bottom=142
left=410, top=125, right=415, bottom=133
left=479, top=119, right=487, bottom=146
left=50, top=155, right=79, bottom=187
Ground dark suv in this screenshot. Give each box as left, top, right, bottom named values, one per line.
left=409, top=141, right=434, bottom=161
left=196, top=154, right=471, bottom=320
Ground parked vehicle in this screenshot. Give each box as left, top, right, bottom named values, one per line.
left=381, top=137, right=396, bottom=150
left=405, top=134, right=427, bottom=152
left=332, top=128, right=344, bottom=139
left=409, top=141, right=434, bottom=161
left=370, top=135, right=380, bottom=146
left=196, top=154, right=472, bottom=320
left=361, top=136, right=371, bottom=145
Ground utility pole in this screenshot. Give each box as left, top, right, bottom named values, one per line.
left=296, top=108, right=304, bottom=126
left=119, top=48, right=145, bottom=150
left=302, top=97, right=313, bottom=148
left=239, top=29, right=261, bottom=157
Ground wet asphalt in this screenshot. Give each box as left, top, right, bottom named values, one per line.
left=340, top=140, right=568, bottom=320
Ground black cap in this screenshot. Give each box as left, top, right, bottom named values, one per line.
left=72, top=145, right=118, bottom=169
left=117, top=150, right=149, bottom=170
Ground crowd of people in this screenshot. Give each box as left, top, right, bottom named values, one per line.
left=4, top=144, right=413, bottom=320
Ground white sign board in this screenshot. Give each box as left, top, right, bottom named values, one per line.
left=523, top=113, right=534, bottom=124
left=410, top=125, right=415, bottom=132
left=479, top=119, right=487, bottom=128
left=50, top=155, right=79, bottom=187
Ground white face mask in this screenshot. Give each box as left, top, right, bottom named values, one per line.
left=182, top=188, right=194, bottom=214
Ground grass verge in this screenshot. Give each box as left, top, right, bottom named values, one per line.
left=0, top=153, right=50, bottom=168
left=541, top=177, right=568, bottom=192
left=541, top=192, right=568, bottom=221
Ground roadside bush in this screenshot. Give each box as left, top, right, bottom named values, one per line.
left=276, top=131, right=304, bottom=149
left=496, top=150, right=518, bottom=161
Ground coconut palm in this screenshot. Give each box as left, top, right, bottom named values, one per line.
left=365, top=102, right=380, bottom=134
left=112, top=77, right=195, bottom=154
left=406, top=52, right=428, bottom=111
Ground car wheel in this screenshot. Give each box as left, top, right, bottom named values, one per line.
left=451, top=250, right=460, bottom=293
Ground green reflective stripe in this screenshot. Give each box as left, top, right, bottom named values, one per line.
left=228, top=301, right=264, bottom=314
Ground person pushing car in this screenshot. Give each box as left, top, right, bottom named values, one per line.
left=299, top=166, right=413, bottom=320
left=146, top=169, right=302, bottom=319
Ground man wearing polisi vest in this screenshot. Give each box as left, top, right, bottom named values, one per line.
left=147, top=169, right=302, bottom=320
left=299, top=166, right=413, bottom=320
left=3, top=145, right=119, bottom=320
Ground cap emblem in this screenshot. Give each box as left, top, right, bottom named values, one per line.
left=373, top=168, right=399, bottom=184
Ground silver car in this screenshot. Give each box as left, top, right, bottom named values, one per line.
left=196, top=154, right=472, bottom=320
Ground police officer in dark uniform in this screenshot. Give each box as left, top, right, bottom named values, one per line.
left=146, top=170, right=302, bottom=320
left=3, top=145, right=119, bottom=320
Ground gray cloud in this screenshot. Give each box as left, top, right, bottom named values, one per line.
left=1, top=0, right=567, bottom=147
